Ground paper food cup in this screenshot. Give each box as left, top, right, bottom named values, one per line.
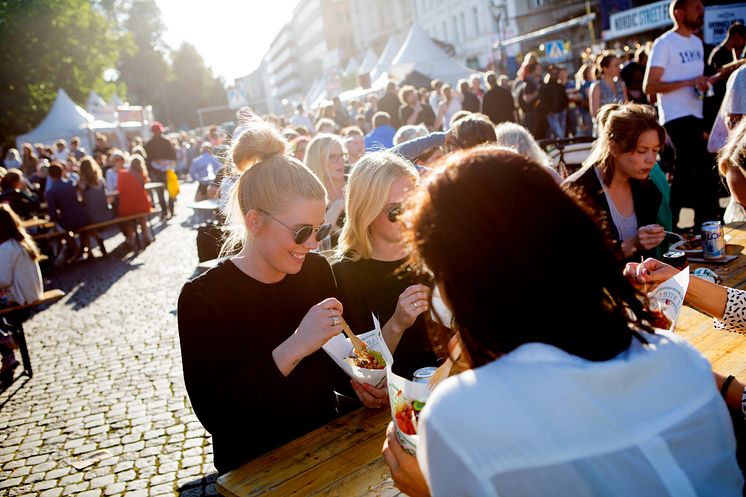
left=322, top=316, right=393, bottom=388
left=648, top=269, right=689, bottom=332
left=386, top=365, right=431, bottom=455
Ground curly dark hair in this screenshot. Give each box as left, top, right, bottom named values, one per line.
left=404, top=146, right=654, bottom=367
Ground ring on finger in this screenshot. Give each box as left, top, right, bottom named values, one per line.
left=413, top=302, right=418, bottom=309
left=332, top=316, right=339, bottom=326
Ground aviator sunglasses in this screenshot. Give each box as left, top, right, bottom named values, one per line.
left=385, top=203, right=402, bottom=223
left=259, top=209, right=332, bottom=244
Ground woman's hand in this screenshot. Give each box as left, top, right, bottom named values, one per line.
left=382, top=421, right=431, bottom=497
left=623, top=258, right=679, bottom=291
left=637, top=224, right=665, bottom=250
left=272, top=298, right=343, bottom=376
left=623, top=224, right=665, bottom=255
left=390, top=285, right=431, bottom=334
left=351, top=380, right=388, bottom=409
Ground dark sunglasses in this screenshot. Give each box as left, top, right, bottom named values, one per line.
left=385, top=203, right=402, bottom=222
left=259, top=209, right=332, bottom=244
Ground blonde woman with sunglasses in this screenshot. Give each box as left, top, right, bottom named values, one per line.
left=304, top=134, right=349, bottom=246
left=177, top=118, right=384, bottom=476
left=333, top=151, right=436, bottom=380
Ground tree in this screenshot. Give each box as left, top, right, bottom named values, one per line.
left=0, top=0, right=122, bottom=144
left=117, top=0, right=170, bottom=119
left=165, top=42, right=227, bottom=129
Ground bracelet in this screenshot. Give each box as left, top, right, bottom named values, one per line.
left=721, top=375, right=736, bottom=398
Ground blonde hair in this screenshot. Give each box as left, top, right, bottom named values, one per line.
left=494, top=122, right=551, bottom=167
left=337, top=151, right=418, bottom=261
left=719, top=118, right=746, bottom=176
left=304, top=133, right=346, bottom=195
left=222, top=120, right=327, bottom=256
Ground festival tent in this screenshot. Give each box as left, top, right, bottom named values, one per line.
left=16, top=88, right=95, bottom=150
left=109, top=93, right=124, bottom=108
left=357, top=48, right=378, bottom=88
left=357, top=48, right=378, bottom=76
left=369, top=35, right=400, bottom=82
left=343, top=56, right=360, bottom=76
left=87, top=91, right=117, bottom=121
left=373, top=23, right=472, bottom=87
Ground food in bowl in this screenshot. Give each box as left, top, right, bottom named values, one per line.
left=395, top=398, right=426, bottom=436
left=346, top=349, right=386, bottom=370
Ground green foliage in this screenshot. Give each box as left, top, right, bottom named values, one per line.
left=165, top=42, right=227, bottom=129
left=0, top=0, right=227, bottom=145
left=0, top=0, right=123, bottom=144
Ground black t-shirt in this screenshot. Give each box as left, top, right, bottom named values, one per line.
left=332, top=257, right=438, bottom=379
left=704, top=45, right=736, bottom=128
left=177, top=254, right=344, bottom=474
left=400, top=104, right=436, bottom=128
left=482, top=87, right=515, bottom=124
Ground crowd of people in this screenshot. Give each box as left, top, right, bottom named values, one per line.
left=4, top=0, right=746, bottom=492
left=172, top=2, right=746, bottom=496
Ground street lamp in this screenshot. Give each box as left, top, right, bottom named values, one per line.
left=490, top=1, right=507, bottom=73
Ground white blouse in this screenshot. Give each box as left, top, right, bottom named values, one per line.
left=418, top=331, right=743, bottom=497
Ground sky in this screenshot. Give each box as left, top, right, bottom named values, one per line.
left=156, top=0, right=299, bottom=82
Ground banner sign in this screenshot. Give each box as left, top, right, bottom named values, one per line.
left=704, top=4, right=746, bottom=45
left=605, top=0, right=671, bottom=40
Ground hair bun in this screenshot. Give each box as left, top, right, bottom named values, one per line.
left=231, top=118, right=287, bottom=173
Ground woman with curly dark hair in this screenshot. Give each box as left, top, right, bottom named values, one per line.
left=382, top=146, right=742, bottom=497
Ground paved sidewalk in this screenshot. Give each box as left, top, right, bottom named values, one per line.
left=0, top=182, right=219, bottom=497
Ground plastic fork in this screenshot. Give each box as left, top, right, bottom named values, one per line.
left=428, top=340, right=462, bottom=390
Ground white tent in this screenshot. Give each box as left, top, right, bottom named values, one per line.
left=86, top=91, right=106, bottom=111
left=87, top=91, right=117, bottom=121
left=16, top=88, right=94, bottom=150
left=357, top=48, right=378, bottom=76
left=379, top=23, right=472, bottom=86
left=370, top=35, right=400, bottom=82
left=343, top=56, right=360, bottom=76
left=109, top=93, right=124, bottom=107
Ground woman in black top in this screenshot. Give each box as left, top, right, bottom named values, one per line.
left=178, top=119, right=384, bottom=474
left=333, top=151, right=436, bottom=380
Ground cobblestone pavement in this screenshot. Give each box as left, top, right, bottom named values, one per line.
left=0, top=182, right=220, bottom=497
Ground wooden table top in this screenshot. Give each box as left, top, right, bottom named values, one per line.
left=217, top=407, right=400, bottom=497
left=20, top=216, right=55, bottom=230
left=677, top=221, right=746, bottom=377
left=217, top=222, right=746, bottom=497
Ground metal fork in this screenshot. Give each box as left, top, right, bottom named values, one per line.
left=427, top=340, right=462, bottom=390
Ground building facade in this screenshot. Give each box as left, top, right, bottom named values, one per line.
left=350, top=0, right=417, bottom=55
left=413, top=0, right=500, bottom=69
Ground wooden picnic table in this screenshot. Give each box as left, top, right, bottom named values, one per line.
left=217, top=407, right=400, bottom=497
left=217, top=221, right=746, bottom=497
left=188, top=198, right=220, bottom=212
left=677, top=221, right=746, bottom=378
left=20, top=216, right=56, bottom=230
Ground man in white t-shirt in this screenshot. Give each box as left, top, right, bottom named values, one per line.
left=644, top=0, right=721, bottom=229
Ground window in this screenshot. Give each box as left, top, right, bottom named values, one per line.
left=442, top=21, right=447, bottom=40
left=473, top=6, right=480, bottom=35
left=451, top=17, right=458, bottom=42
left=460, top=12, right=467, bottom=39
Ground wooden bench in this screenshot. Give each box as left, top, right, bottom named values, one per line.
left=75, top=208, right=161, bottom=244
left=32, top=209, right=161, bottom=247
left=0, top=289, right=65, bottom=378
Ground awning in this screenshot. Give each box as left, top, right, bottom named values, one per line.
left=496, top=13, right=596, bottom=47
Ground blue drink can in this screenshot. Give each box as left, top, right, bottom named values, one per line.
left=412, top=367, right=438, bottom=383
left=702, top=221, right=725, bottom=259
